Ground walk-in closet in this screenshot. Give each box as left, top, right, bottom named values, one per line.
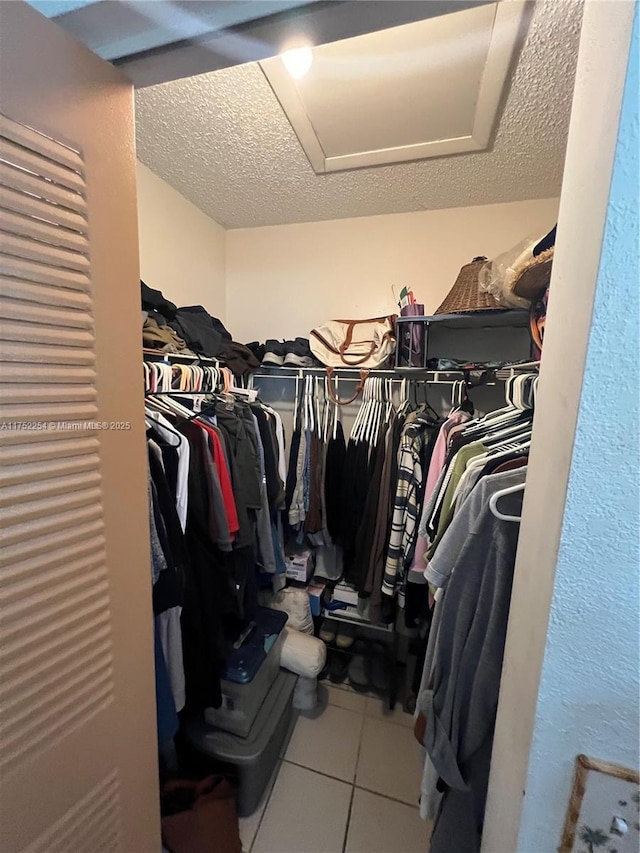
left=134, top=2, right=571, bottom=850
left=1, top=2, right=638, bottom=853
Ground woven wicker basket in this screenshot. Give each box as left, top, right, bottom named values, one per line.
left=435, top=257, right=506, bottom=315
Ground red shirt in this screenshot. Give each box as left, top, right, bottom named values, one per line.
left=197, top=421, right=240, bottom=540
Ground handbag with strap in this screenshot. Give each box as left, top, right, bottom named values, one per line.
left=309, top=315, right=397, bottom=369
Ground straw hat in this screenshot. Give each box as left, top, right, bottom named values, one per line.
left=434, top=257, right=506, bottom=315
left=512, top=248, right=554, bottom=301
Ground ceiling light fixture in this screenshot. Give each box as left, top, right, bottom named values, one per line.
left=280, top=45, right=313, bottom=80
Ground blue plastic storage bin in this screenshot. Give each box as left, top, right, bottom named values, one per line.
left=204, top=608, right=288, bottom=737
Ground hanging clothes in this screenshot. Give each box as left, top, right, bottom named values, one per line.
left=324, top=420, right=346, bottom=543
left=381, top=410, right=440, bottom=599
left=416, top=469, right=526, bottom=853
left=362, top=409, right=404, bottom=623
left=144, top=361, right=291, bottom=714
left=411, top=373, right=536, bottom=853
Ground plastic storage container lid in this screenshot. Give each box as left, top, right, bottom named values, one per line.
left=187, top=670, right=297, bottom=763
left=222, top=607, right=288, bottom=684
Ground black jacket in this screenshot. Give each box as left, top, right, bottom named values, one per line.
left=170, top=306, right=231, bottom=358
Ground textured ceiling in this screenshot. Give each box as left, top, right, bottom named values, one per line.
left=135, top=0, right=583, bottom=229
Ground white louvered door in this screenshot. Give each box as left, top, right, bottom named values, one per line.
left=0, top=4, right=159, bottom=852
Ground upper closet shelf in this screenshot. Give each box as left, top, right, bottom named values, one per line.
left=395, top=310, right=530, bottom=331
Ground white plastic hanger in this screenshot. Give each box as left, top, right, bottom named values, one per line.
left=350, top=378, right=367, bottom=442
left=489, top=481, right=525, bottom=522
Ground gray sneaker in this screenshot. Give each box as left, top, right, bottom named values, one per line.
left=262, top=339, right=285, bottom=366
left=284, top=337, right=316, bottom=367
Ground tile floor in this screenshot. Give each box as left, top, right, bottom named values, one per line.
left=239, top=681, right=431, bottom=853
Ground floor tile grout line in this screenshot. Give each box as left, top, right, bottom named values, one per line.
left=281, top=757, right=357, bottom=786
left=325, top=698, right=414, bottom=730
left=341, top=784, right=356, bottom=853
left=351, top=710, right=367, bottom=790
left=247, top=759, right=282, bottom=853
left=325, top=685, right=414, bottom=728
left=353, top=782, right=422, bottom=810
left=342, top=711, right=366, bottom=853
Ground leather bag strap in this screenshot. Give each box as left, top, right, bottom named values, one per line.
left=325, top=367, right=369, bottom=406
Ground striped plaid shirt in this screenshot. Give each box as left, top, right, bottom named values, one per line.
left=382, top=417, right=434, bottom=597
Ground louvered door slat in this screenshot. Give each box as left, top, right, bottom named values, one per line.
left=1, top=679, right=114, bottom=774
left=0, top=489, right=100, bottom=530
left=3, top=636, right=112, bottom=719
left=0, top=517, right=105, bottom=567
left=0, top=454, right=100, bottom=487
left=0, top=401, right=98, bottom=424
left=1, top=231, right=90, bottom=272
left=0, top=340, right=96, bottom=365
left=0, top=436, right=98, bottom=465
left=0, top=253, right=90, bottom=290
left=1, top=384, right=97, bottom=405
left=0, top=114, right=84, bottom=174
left=0, top=162, right=87, bottom=214
left=2, top=502, right=103, bottom=547
left=1, top=581, right=109, bottom=657
left=0, top=113, right=116, bottom=792
left=0, top=138, right=86, bottom=194
left=0, top=276, right=92, bottom=311
left=0, top=318, right=95, bottom=346
left=1, top=594, right=109, bottom=664
left=1, top=209, right=89, bottom=253
left=23, top=772, right=122, bottom=853
left=2, top=536, right=106, bottom=594
left=0, top=295, right=93, bottom=328
left=0, top=470, right=102, bottom=505
left=1, top=553, right=105, bottom=610
left=0, top=184, right=87, bottom=233
left=1, top=613, right=109, bottom=678
left=0, top=362, right=96, bottom=384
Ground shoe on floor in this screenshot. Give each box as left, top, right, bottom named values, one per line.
left=262, top=339, right=285, bottom=366
left=328, top=650, right=349, bottom=684
left=370, top=641, right=391, bottom=694
left=318, top=656, right=331, bottom=682
left=404, top=694, right=417, bottom=715
left=347, top=641, right=371, bottom=693
left=283, top=337, right=315, bottom=367
left=319, top=619, right=337, bottom=645
left=335, top=623, right=356, bottom=650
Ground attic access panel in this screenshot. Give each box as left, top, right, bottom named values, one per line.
left=260, top=1, right=526, bottom=174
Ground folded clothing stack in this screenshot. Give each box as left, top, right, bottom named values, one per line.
left=141, top=281, right=260, bottom=375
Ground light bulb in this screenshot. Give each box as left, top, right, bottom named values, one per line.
left=281, top=45, right=313, bottom=80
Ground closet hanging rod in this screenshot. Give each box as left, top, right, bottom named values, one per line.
left=255, top=366, right=398, bottom=375
left=251, top=372, right=499, bottom=387
left=254, top=366, right=513, bottom=380
left=143, top=349, right=220, bottom=365
left=145, top=391, right=217, bottom=397
left=496, top=361, right=541, bottom=378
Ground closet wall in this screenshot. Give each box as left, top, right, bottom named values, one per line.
left=136, top=162, right=557, bottom=343
left=512, top=13, right=639, bottom=850
left=225, top=197, right=559, bottom=342
left=137, top=162, right=226, bottom=318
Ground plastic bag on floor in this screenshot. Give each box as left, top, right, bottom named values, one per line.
left=293, top=676, right=318, bottom=711
left=281, top=627, right=326, bottom=678
left=269, top=588, right=314, bottom=634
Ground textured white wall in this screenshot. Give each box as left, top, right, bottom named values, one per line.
left=483, top=4, right=637, bottom=850
left=516, top=12, right=639, bottom=850
left=225, top=198, right=559, bottom=343
left=136, top=161, right=226, bottom=320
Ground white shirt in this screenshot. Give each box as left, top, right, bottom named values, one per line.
left=146, top=409, right=190, bottom=532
